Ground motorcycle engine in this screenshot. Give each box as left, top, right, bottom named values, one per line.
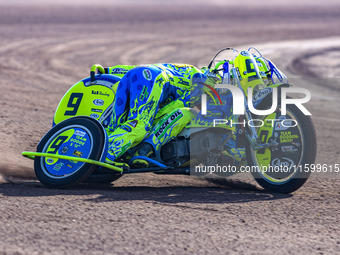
left=159, top=129, right=227, bottom=167
left=160, top=137, right=190, bottom=166
left=190, top=130, right=224, bottom=165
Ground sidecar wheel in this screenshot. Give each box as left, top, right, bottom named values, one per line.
left=34, top=116, right=106, bottom=188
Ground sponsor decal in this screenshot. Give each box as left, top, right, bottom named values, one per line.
left=91, top=90, right=110, bottom=97
left=155, top=110, right=183, bottom=139
left=143, top=69, right=152, bottom=81
left=274, top=116, right=292, bottom=131
left=75, top=130, right=86, bottom=137
left=61, top=146, right=69, bottom=154
left=128, top=120, right=138, bottom=128
left=240, top=50, right=250, bottom=56
left=53, top=162, right=64, bottom=171
left=281, top=145, right=298, bottom=153
left=275, top=122, right=289, bottom=131
left=177, top=77, right=189, bottom=86
left=111, top=68, right=128, bottom=75
left=291, top=142, right=301, bottom=147
left=91, top=108, right=103, bottom=113
left=90, top=113, right=99, bottom=119
left=253, top=88, right=271, bottom=102
left=271, top=157, right=295, bottom=170
left=47, top=158, right=54, bottom=164
left=70, top=137, right=85, bottom=146
left=280, top=131, right=299, bottom=143
left=93, top=99, right=104, bottom=106
left=75, top=135, right=87, bottom=142
left=73, top=150, right=83, bottom=157
left=139, top=86, right=149, bottom=101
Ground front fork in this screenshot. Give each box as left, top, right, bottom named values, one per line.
left=231, top=68, right=278, bottom=151
left=243, top=103, right=281, bottom=151
left=244, top=110, right=261, bottom=149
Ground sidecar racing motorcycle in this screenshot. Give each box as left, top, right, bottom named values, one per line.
left=22, top=47, right=316, bottom=193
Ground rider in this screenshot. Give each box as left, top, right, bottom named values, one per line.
left=103, top=63, right=220, bottom=167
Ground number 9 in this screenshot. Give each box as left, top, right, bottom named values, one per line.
left=65, top=93, right=83, bottom=116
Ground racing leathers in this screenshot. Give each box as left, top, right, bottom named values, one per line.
left=104, top=63, right=214, bottom=163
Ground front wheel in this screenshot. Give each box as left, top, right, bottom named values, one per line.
left=34, top=116, right=107, bottom=188
left=246, top=103, right=316, bottom=193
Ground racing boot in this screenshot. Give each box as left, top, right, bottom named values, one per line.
left=131, top=143, right=155, bottom=168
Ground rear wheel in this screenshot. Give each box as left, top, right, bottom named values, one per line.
left=34, top=116, right=106, bottom=188
left=246, top=103, right=316, bottom=193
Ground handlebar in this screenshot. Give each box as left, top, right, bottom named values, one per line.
left=213, top=60, right=227, bottom=71
left=211, top=60, right=235, bottom=72
left=90, top=64, right=105, bottom=82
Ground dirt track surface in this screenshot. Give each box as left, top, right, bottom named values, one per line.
left=0, top=3, right=340, bottom=254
